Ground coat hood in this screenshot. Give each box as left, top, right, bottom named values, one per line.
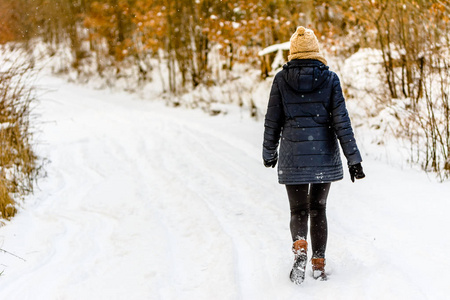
left=282, top=59, right=330, bottom=92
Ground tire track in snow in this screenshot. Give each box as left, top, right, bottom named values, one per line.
left=146, top=117, right=291, bottom=298
left=0, top=80, right=183, bottom=298
left=140, top=115, right=242, bottom=299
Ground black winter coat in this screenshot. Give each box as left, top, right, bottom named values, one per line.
left=263, top=59, right=362, bottom=184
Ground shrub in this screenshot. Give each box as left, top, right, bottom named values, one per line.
left=0, top=51, right=40, bottom=222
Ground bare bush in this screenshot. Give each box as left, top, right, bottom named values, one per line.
left=349, top=0, right=450, bottom=180
left=0, top=51, right=40, bottom=221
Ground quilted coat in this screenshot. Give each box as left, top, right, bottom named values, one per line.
left=263, top=59, right=362, bottom=184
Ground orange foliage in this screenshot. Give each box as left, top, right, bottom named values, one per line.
left=0, top=1, right=21, bottom=44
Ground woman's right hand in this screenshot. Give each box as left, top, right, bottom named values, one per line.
left=264, top=157, right=278, bottom=168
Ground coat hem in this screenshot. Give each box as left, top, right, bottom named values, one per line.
left=277, top=165, right=343, bottom=185
left=279, top=176, right=343, bottom=185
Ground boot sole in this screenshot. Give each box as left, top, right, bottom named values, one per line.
left=290, top=254, right=307, bottom=284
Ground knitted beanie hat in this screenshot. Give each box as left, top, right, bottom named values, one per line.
left=288, top=26, right=327, bottom=65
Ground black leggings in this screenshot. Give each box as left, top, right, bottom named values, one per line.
left=286, top=183, right=331, bottom=258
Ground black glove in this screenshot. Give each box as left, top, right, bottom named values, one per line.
left=264, top=157, right=278, bottom=168
left=349, top=163, right=365, bottom=182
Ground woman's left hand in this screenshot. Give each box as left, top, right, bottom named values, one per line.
left=349, top=163, right=365, bottom=182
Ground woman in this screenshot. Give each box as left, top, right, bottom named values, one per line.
left=262, top=26, right=365, bottom=284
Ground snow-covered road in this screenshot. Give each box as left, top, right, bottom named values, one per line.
left=1, top=75, right=450, bottom=299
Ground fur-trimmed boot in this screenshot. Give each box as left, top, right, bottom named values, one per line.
left=311, top=258, right=327, bottom=281
left=290, top=239, right=308, bottom=284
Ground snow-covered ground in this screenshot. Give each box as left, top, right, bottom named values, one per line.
left=0, top=73, right=450, bottom=300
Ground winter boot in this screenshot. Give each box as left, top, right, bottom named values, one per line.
left=290, top=239, right=308, bottom=284
left=311, top=258, right=327, bottom=281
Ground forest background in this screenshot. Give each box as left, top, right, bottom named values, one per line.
left=1, top=0, right=450, bottom=219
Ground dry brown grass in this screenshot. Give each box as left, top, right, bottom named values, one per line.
left=0, top=53, right=40, bottom=222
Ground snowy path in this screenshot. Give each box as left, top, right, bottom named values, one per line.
left=1, top=75, right=450, bottom=299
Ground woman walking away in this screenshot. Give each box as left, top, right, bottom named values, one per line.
left=262, top=26, right=365, bottom=284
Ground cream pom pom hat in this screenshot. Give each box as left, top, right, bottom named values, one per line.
left=288, top=26, right=327, bottom=65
